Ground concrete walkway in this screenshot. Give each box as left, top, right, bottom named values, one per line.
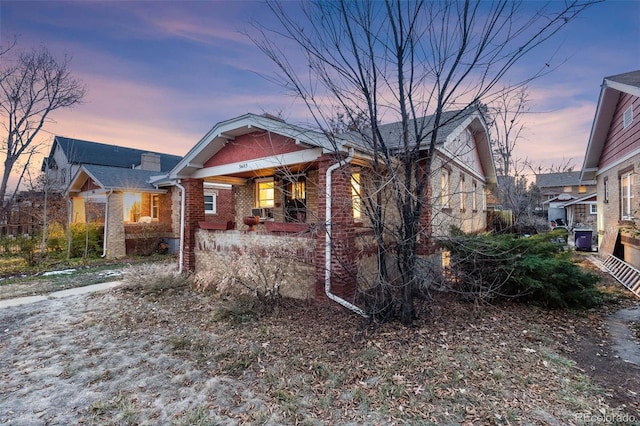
left=0, top=281, right=123, bottom=309
left=607, top=306, right=640, bottom=367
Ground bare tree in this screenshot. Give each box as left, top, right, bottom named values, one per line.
left=0, top=45, right=85, bottom=221
left=253, top=0, right=597, bottom=324
left=487, top=87, right=540, bottom=224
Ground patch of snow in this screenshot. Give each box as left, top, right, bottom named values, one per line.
left=42, top=269, right=77, bottom=276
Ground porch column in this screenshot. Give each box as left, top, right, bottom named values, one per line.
left=417, top=178, right=436, bottom=256
left=106, top=192, right=126, bottom=258
left=182, top=178, right=204, bottom=272
left=315, top=154, right=358, bottom=303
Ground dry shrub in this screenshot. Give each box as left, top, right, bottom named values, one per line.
left=196, top=245, right=295, bottom=302
left=121, top=260, right=188, bottom=294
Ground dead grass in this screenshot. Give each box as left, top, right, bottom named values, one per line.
left=1, top=258, right=639, bottom=425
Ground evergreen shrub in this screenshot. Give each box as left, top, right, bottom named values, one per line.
left=438, top=228, right=601, bottom=309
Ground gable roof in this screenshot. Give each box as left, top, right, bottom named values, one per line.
left=580, top=70, right=640, bottom=182
left=45, top=136, right=182, bottom=172
left=342, top=110, right=470, bottom=150
left=342, top=109, right=496, bottom=185
left=165, top=113, right=337, bottom=180
left=563, top=193, right=597, bottom=207
left=68, top=164, right=166, bottom=194
left=536, top=171, right=582, bottom=188
left=165, top=110, right=496, bottom=186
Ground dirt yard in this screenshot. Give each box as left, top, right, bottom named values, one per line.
left=1, top=260, right=639, bottom=425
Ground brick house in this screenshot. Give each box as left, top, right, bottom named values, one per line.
left=580, top=70, right=640, bottom=265
left=156, top=111, right=496, bottom=310
left=55, top=137, right=233, bottom=257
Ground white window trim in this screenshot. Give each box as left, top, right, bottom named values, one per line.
left=441, top=170, right=450, bottom=208
left=460, top=174, right=466, bottom=211
left=204, top=191, right=217, bottom=214
left=255, top=177, right=275, bottom=208
left=472, top=181, right=478, bottom=211
left=621, top=172, right=634, bottom=220
left=590, top=204, right=597, bottom=215
left=151, top=194, right=160, bottom=219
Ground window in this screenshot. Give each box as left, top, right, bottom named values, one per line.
left=563, top=186, right=572, bottom=193
left=151, top=195, right=160, bottom=219
left=624, top=105, right=634, bottom=129
left=472, top=181, right=478, bottom=211
left=460, top=174, right=466, bottom=211
left=482, top=185, right=487, bottom=211
left=590, top=204, right=597, bottom=215
left=620, top=171, right=634, bottom=220
left=441, top=169, right=450, bottom=208
left=288, top=180, right=305, bottom=200
left=604, top=177, right=609, bottom=203
left=204, top=192, right=216, bottom=214
left=352, top=172, right=362, bottom=220
left=123, top=192, right=141, bottom=222
left=255, top=178, right=275, bottom=208
left=578, top=185, right=587, bottom=193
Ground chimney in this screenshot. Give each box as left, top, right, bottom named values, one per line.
left=140, top=153, right=161, bottom=172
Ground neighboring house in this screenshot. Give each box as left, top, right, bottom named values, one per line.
left=42, top=136, right=182, bottom=193
left=581, top=70, right=640, bottom=266
left=156, top=111, right=496, bottom=307
left=563, top=193, right=597, bottom=229
left=45, top=136, right=233, bottom=257
left=536, top=171, right=596, bottom=227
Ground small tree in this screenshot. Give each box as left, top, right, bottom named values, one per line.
left=254, top=0, right=597, bottom=324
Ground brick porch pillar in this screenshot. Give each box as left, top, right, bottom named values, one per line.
left=315, top=154, right=358, bottom=303
left=417, top=161, right=436, bottom=256
left=417, top=179, right=436, bottom=256
left=181, top=178, right=204, bottom=272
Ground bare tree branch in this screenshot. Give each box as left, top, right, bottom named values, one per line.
left=0, top=44, right=86, bottom=219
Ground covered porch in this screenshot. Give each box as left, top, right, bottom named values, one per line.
left=166, top=113, right=372, bottom=306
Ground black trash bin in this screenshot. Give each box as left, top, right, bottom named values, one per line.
left=574, top=229, right=593, bottom=251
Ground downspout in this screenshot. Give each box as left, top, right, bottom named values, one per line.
left=175, top=181, right=186, bottom=274
left=325, top=147, right=369, bottom=318
left=101, top=190, right=113, bottom=257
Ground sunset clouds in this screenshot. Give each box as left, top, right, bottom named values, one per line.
left=1, top=0, right=638, bottom=187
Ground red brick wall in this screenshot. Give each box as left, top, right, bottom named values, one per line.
left=315, top=154, right=357, bottom=303
left=182, top=178, right=205, bottom=272
left=204, top=132, right=307, bottom=167
left=417, top=162, right=436, bottom=256
left=158, top=189, right=173, bottom=226
left=202, top=187, right=236, bottom=224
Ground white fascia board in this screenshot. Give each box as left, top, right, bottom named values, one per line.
left=190, top=148, right=324, bottom=179
left=595, top=147, right=640, bottom=177
left=605, top=78, right=640, bottom=98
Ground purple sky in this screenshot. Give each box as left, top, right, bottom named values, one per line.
left=1, top=0, right=639, bottom=179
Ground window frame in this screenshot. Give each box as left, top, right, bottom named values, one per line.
left=620, top=170, right=634, bottom=220
left=151, top=194, right=160, bottom=219
left=204, top=192, right=217, bottom=214
left=460, top=173, right=466, bottom=212
left=441, top=169, right=450, bottom=208
left=351, top=172, right=362, bottom=220
left=472, top=181, right=478, bottom=211
left=255, top=177, right=275, bottom=208
left=590, top=204, right=597, bottom=215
